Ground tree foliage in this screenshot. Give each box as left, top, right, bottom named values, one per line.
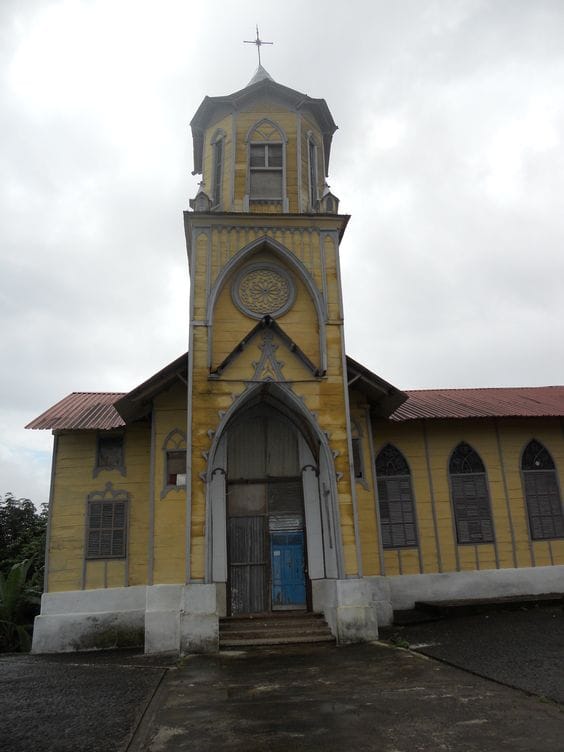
left=0, top=559, right=41, bottom=652
left=0, top=494, right=47, bottom=652
left=0, top=493, right=47, bottom=590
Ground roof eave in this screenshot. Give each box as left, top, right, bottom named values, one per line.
left=346, top=356, right=408, bottom=417
left=114, top=353, right=188, bottom=423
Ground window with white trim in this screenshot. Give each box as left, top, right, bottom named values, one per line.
left=250, top=143, right=283, bottom=199
left=162, top=429, right=187, bottom=497
left=167, top=450, right=187, bottom=486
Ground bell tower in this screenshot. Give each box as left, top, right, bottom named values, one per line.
left=183, top=64, right=375, bottom=638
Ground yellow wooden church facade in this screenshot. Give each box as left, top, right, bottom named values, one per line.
left=29, top=66, right=564, bottom=653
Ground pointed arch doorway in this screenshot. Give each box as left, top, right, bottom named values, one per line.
left=206, top=385, right=342, bottom=617
left=227, top=404, right=308, bottom=615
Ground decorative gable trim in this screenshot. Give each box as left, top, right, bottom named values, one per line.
left=210, top=315, right=323, bottom=379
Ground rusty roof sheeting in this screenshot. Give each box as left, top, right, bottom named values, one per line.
left=390, top=386, right=564, bottom=421
left=26, top=392, right=126, bottom=430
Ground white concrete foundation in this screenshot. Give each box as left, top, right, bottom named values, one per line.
left=312, top=578, right=380, bottom=643
left=32, top=586, right=147, bottom=653
left=32, top=584, right=219, bottom=655
left=144, top=583, right=219, bottom=655
left=365, top=564, right=564, bottom=625
left=32, top=566, right=564, bottom=653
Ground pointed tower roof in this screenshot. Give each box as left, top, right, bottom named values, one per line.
left=247, top=64, right=274, bottom=87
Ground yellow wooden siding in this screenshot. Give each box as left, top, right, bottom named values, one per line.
left=201, top=103, right=325, bottom=214
left=299, top=112, right=325, bottom=211
left=368, top=418, right=433, bottom=576
left=48, top=424, right=150, bottom=593
left=349, top=402, right=381, bottom=577
left=189, top=317, right=357, bottom=578
left=495, top=418, right=564, bottom=567
left=201, top=113, right=233, bottom=209
left=234, top=107, right=299, bottom=212
left=205, top=223, right=335, bottom=291
left=323, top=234, right=341, bottom=321
left=365, top=416, right=564, bottom=576
left=211, top=254, right=321, bottom=370
left=152, top=382, right=187, bottom=584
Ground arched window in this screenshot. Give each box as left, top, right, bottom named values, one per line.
left=246, top=119, right=286, bottom=207
left=449, top=442, right=494, bottom=544
left=521, top=440, right=564, bottom=540
left=375, top=444, right=418, bottom=548
left=161, top=429, right=187, bottom=498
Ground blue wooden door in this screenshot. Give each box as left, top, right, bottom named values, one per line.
left=271, top=532, right=306, bottom=608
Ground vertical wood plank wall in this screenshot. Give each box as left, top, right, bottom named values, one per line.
left=46, top=402, right=564, bottom=592
left=363, top=412, right=564, bottom=576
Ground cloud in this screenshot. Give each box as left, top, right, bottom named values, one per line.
left=1, top=0, right=563, bottom=502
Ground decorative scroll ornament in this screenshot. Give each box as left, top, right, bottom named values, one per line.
left=252, top=331, right=285, bottom=381
left=232, top=263, right=295, bottom=319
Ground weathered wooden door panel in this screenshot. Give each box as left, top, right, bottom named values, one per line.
left=271, top=532, right=306, bottom=609
left=228, top=516, right=267, bottom=614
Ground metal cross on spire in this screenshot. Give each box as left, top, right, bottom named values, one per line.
left=244, top=25, right=273, bottom=66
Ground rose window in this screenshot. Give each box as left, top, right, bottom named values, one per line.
left=233, top=264, right=295, bottom=319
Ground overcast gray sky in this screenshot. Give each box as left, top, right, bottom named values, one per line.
left=2, top=0, right=563, bottom=504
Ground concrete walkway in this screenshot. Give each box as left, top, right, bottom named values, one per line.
left=129, top=642, right=563, bottom=752
left=1, top=607, right=563, bottom=752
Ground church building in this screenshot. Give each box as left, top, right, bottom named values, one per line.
left=28, top=63, right=564, bottom=654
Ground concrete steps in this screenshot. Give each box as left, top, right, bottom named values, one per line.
left=219, top=611, right=335, bottom=648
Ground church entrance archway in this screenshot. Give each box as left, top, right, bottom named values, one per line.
left=226, top=405, right=308, bottom=615
left=205, top=383, right=343, bottom=617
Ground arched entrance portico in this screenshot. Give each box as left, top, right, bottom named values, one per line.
left=205, top=383, right=343, bottom=616
left=226, top=404, right=307, bottom=614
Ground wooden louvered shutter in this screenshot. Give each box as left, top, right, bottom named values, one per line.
left=377, top=475, right=418, bottom=548
left=451, top=474, right=494, bottom=544
left=524, top=471, right=564, bottom=540
left=87, top=500, right=127, bottom=559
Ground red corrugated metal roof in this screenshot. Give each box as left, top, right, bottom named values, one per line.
left=390, top=386, right=564, bottom=421
left=26, top=392, right=126, bottom=430
left=26, top=377, right=564, bottom=431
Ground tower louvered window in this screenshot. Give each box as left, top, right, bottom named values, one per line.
left=247, top=119, right=285, bottom=203
left=250, top=143, right=283, bottom=198
left=521, top=440, right=564, bottom=540
left=308, top=137, right=318, bottom=209
left=449, top=442, right=494, bottom=544
left=212, top=137, right=223, bottom=208
left=375, top=444, right=418, bottom=548
left=86, top=500, right=127, bottom=558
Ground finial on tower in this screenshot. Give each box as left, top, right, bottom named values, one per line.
left=243, top=25, right=273, bottom=66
